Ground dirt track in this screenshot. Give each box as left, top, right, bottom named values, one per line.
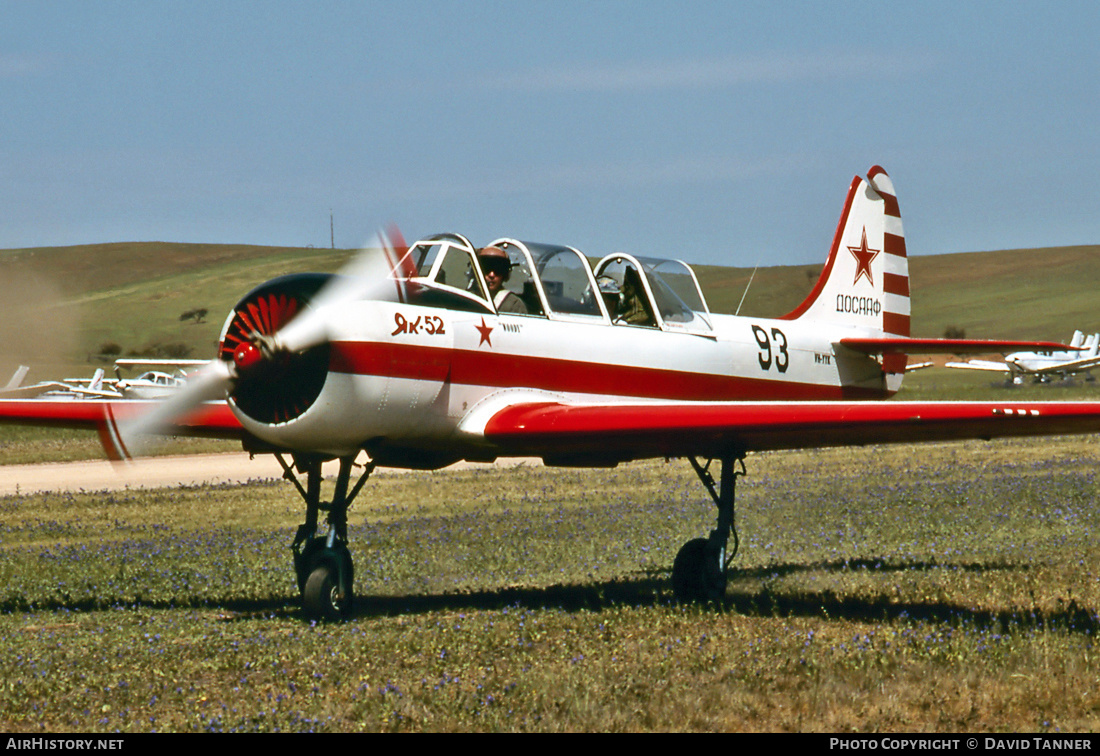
left=0, top=454, right=539, bottom=495
left=0, top=453, right=285, bottom=495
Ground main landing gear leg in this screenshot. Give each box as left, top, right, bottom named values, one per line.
left=277, top=453, right=375, bottom=621
left=672, top=454, right=745, bottom=604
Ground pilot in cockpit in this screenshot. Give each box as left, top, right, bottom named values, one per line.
left=478, top=246, right=528, bottom=314
left=614, top=266, right=656, bottom=326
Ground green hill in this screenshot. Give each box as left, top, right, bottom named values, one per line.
left=1, top=240, right=1097, bottom=382
left=0, top=242, right=357, bottom=380
left=699, top=244, right=1100, bottom=340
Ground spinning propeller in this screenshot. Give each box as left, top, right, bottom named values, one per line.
left=106, top=227, right=409, bottom=459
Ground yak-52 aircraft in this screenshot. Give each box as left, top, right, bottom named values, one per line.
left=2, top=165, right=1100, bottom=620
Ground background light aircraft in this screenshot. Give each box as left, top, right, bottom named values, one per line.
left=0, top=366, right=122, bottom=400
left=947, top=330, right=1100, bottom=384
left=112, top=359, right=209, bottom=399
left=2, top=165, right=1099, bottom=621
left=0, top=359, right=205, bottom=401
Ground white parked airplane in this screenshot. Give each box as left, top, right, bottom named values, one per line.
left=947, top=330, right=1100, bottom=383
left=0, top=367, right=122, bottom=400
left=0, top=359, right=205, bottom=401
left=113, top=359, right=209, bottom=399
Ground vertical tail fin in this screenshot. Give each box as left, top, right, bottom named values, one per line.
left=3, top=366, right=30, bottom=392
left=782, top=165, right=909, bottom=380
left=1085, top=333, right=1099, bottom=356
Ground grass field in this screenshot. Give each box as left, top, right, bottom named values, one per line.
left=2, top=436, right=1100, bottom=732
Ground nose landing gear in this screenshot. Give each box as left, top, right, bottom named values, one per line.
left=277, top=453, right=375, bottom=621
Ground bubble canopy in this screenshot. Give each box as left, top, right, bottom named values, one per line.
left=402, top=233, right=711, bottom=332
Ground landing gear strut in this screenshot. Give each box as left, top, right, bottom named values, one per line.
left=276, top=453, right=375, bottom=620
left=672, top=454, right=744, bottom=604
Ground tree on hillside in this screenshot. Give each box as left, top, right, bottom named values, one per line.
left=179, top=308, right=209, bottom=324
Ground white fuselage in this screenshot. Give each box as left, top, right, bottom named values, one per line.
left=231, top=299, right=890, bottom=463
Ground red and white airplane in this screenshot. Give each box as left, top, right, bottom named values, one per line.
left=3, top=165, right=1099, bottom=619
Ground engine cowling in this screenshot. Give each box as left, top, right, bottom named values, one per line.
left=218, top=274, right=333, bottom=426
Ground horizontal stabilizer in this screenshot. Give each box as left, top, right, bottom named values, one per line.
left=838, top=337, right=1077, bottom=356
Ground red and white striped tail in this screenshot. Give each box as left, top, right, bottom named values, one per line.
left=866, top=167, right=910, bottom=382
left=782, top=165, right=910, bottom=383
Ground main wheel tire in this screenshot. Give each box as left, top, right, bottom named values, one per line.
left=303, top=562, right=352, bottom=621
left=294, top=538, right=325, bottom=595
left=672, top=537, right=726, bottom=604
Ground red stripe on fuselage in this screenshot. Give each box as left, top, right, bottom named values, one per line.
left=327, top=341, right=888, bottom=401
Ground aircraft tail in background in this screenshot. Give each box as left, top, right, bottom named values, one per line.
left=2, top=366, right=30, bottom=392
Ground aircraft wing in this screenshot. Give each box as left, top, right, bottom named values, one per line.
left=944, top=360, right=1011, bottom=373
left=62, top=386, right=126, bottom=399
left=478, top=399, right=1100, bottom=461
left=1026, top=355, right=1100, bottom=376
left=114, top=359, right=211, bottom=370
left=0, top=382, right=76, bottom=399
left=946, top=356, right=1100, bottom=376
left=0, top=399, right=244, bottom=440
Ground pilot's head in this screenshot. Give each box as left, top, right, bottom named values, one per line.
left=621, top=265, right=644, bottom=297
left=478, top=246, right=512, bottom=293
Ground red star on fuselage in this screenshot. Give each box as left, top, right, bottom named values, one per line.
left=847, top=227, right=880, bottom=287
left=475, top=317, right=493, bottom=347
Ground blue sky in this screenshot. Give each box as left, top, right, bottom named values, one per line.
left=3, top=1, right=1099, bottom=267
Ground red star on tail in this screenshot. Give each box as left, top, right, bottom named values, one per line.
left=847, top=227, right=880, bottom=287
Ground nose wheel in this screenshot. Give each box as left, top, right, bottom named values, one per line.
left=303, top=559, right=352, bottom=621
left=278, top=453, right=375, bottom=621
